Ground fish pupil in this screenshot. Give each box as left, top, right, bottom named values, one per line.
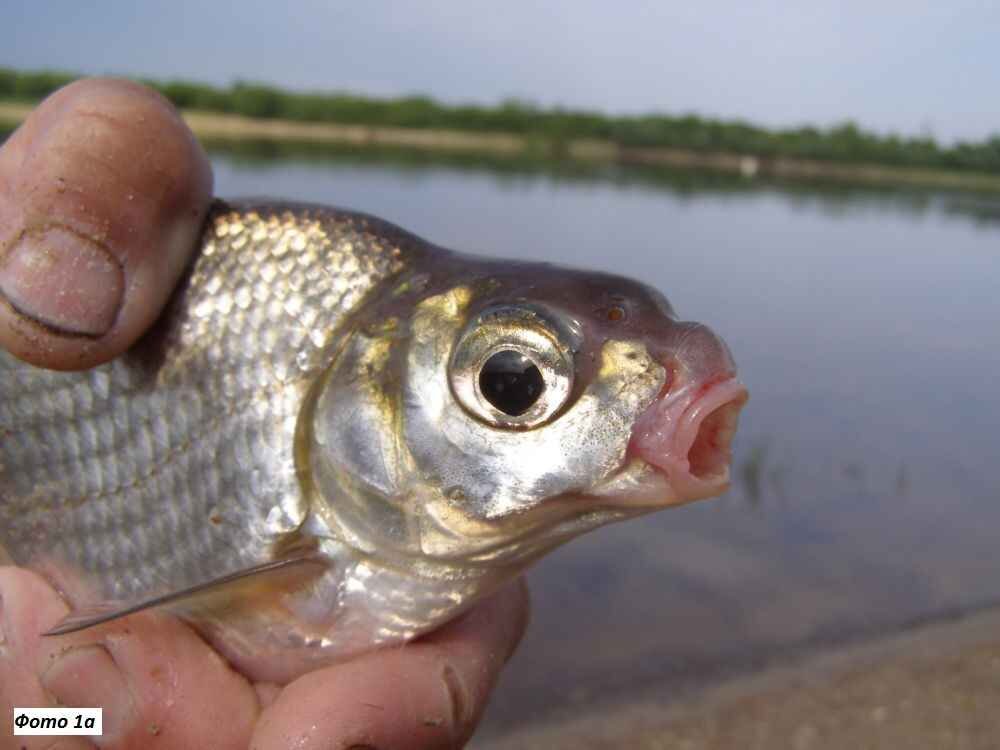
left=479, top=350, right=545, bottom=417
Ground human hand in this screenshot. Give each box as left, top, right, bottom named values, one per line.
left=0, top=79, right=529, bottom=749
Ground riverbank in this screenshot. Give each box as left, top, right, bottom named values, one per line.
left=476, top=605, right=1000, bottom=749
left=3, top=101, right=1000, bottom=193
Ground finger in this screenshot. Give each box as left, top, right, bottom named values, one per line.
left=0, top=568, right=88, bottom=749
left=0, top=77, right=212, bottom=370
left=0, top=566, right=260, bottom=750
left=251, top=578, right=530, bottom=750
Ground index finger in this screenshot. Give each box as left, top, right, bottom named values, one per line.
left=251, top=579, right=530, bottom=750
left=0, top=77, right=212, bottom=370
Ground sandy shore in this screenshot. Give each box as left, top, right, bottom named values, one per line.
left=475, top=606, right=1000, bottom=749
left=2, top=101, right=999, bottom=192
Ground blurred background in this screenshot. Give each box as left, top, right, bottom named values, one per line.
left=3, top=3, right=1000, bottom=747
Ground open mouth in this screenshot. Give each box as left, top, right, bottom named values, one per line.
left=681, top=380, right=748, bottom=481
left=629, top=377, right=748, bottom=501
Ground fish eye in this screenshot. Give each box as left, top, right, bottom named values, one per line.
left=478, top=350, right=545, bottom=416
left=449, top=305, right=575, bottom=429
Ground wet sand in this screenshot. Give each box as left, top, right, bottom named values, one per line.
left=476, top=606, right=1000, bottom=749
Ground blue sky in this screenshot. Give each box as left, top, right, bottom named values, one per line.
left=4, top=1, right=998, bottom=142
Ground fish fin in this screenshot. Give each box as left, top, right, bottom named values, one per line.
left=43, top=552, right=328, bottom=637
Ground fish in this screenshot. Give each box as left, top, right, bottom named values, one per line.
left=0, top=200, right=747, bottom=682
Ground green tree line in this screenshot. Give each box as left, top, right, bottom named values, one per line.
left=2, top=67, right=998, bottom=174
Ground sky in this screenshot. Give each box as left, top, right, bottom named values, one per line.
left=4, top=1, right=999, bottom=143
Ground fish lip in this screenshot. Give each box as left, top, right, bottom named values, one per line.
left=629, top=376, right=749, bottom=503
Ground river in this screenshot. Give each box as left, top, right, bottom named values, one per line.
left=216, top=151, right=1000, bottom=743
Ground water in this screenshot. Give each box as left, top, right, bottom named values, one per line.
left=211, top=153, right=1000, bottom=740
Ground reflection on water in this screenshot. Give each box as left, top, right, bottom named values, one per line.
left=207, top=148, right=1000, bottom=741
left=203, top=137, right=1000, bottom=229
left=0, top=113, right=994, bottom=738
left=6, top=119, right=990, bottom=737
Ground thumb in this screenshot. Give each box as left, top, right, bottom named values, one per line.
left=0, top=77, right=212, bottom=370
left=0, top=566, right=260, bottom=749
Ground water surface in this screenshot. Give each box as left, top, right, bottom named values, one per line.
left=210, top=153, right=1000, bottom=740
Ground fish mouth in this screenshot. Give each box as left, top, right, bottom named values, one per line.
left=629, top=377, right=749, bottom=503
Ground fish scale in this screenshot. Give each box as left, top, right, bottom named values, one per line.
left=0, top=199, right=746, bottom=682
left=0, top=201, right=408, bottom=606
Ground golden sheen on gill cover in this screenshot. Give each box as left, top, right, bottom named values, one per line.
left=0, top=201, right=746, bottom=683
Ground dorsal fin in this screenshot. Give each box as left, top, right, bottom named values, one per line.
left=44, top=553, right=328, bottom=636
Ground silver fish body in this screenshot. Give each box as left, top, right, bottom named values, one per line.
left=0, top=201, right=746, bottom=682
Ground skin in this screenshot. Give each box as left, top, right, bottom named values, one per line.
left=0, top=79, right=529, bottom=750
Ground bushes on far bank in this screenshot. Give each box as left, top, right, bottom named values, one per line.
left=1, top=66, right=998, bottom=174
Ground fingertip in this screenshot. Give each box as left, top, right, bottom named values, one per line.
left=253, top=650, right=470, bottom=750
left=0, top=565, right=71, bottom=653
left=0, top=565, right=257, bottom=749
left=0, top=77, right=212, bottom=370
left=251, top=579, right=530, bottom=750
left=45, top=613, right=259, bottom=749
left=0, top=566, right=73, bottom=714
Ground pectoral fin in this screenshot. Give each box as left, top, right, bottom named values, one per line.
left=44, top=553, right=328, bottom=636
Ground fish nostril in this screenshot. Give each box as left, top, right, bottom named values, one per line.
left=659, top=322, right=738, bottom=385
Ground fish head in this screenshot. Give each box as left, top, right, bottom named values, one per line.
left=309, top=258, right=747, bottom=567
